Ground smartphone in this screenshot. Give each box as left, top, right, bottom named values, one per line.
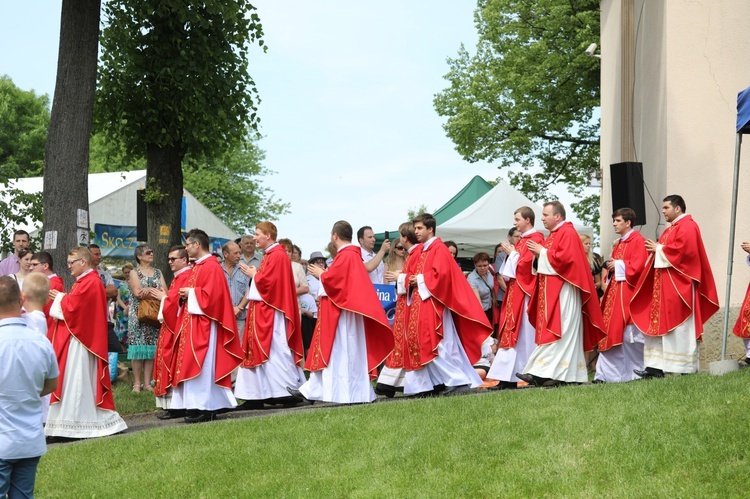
left=384, top=231, right=390, bottom=241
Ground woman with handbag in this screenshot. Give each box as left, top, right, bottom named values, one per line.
left=127, top=244, right=167, bottom=392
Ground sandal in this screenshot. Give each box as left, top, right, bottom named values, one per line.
left=143, top=385, right=154, bottom=393
left=132, top=384, right=143, bottom=393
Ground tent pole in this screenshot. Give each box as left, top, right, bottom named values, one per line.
left=722, top=133, right=743, bottom=360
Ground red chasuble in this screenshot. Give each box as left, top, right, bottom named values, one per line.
left=44, top=274, right=65, bottom=333
left=171, top=256, right=243, bottom=388
left=599, top=230, right=648, bottom=351
left=497, top=231, right=545, bottom=349
left=47, top=270, right=115, bottom=410
left=385, top=244, right=423, bottom=370
left=305, top=244, right=393, bottom=376
left=153, top=268, right=190, bottom=397
left=527, top=222, right=605, bottom=352
left=631, top=215, right=718, bottom=338
left=242, top=244, right=303, bottom=368
left=733, top=280, right=750, bottom=339
left=405, top=238, right=492, bottom=368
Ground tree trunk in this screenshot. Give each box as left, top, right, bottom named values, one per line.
left=145, top=143, right=184, bottom=284
left=43, top=0, right=101, bottom=289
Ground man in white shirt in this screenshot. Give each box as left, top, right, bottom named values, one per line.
left=0, top=276, right=58, bottom=497
left=357, top=226, right=390, bottom=284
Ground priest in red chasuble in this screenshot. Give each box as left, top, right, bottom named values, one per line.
left=630, top=195, right=718, bottom=377
left=487, top=206, right=545, bottom=389
left=518, top=201, right=605, bottom=387
left=171, top=229, right=244, bottom=423
left=403, top=213, right=492, bottom=397
left=233, top=221, right=306, bottom=408
left=732, top=241, right=750, bottom=366
left=291, top=220, right=393, bottom=404
left=375, top=221, right=422, bottom=397
left=151, top=245, right=191, bottom=419
left=594, top=208, right=649, bottom=383
left=46, top=246, right=127, bottom=438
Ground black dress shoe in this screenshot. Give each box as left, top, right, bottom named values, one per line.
left=374, top=384, right=398, bottom=398
left=442, top=384, right=470, bottom=396
left=184, top=411, right=216, bottom=423
left=591, top=379, right=605, bottom=384
left=235, top=400, right=264, bottom=411
left=488, top=381, right=518, bottom=390
left=541, top=379, right=567, bottom=388
left=634, top=368, right=665, bottom=379
left=157, top=409, right=187, bottom=420
left=516, top=372, right=549, bottom=387
left=286, top=386, right=314, bottom=405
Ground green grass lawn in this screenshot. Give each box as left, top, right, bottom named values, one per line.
left=38, top=370, right=750, bottom=497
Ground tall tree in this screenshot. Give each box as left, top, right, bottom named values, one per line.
left=0, top=76, right=48, bottom=251
left=182, top=140, right=289, bottom=235
left=96, top=0, right=265, bottom=278
left=88, top=132, right=289, bottom=235
left=0, top=76, right=50, bottom=179
left=434, top=0, right=601, bottom=227
left=43, top=0, right=101, bottom=288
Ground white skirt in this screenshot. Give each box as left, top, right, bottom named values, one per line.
left=170, top=321, right=238, bottom=411
left=299, top=310, right=376, bottom=404
left=403, top=307, right=483, bottom=395
left=487, top=295, right=536, bottom=382
left=234, top=310, right=306, bottom=400
left=45, top=337, right=127, bottom=438
left=522, top=282, right=588, bottom=383
left=595, top=324, right=645, bottom=382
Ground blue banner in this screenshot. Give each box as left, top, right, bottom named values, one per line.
left=374, top=283, right=398, bottom=324
left=94, top=223, right=232, bottom=259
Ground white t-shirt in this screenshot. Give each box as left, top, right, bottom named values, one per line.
left=361, top=248, right=384, bottom=284
left=0, top=317, right=58, bottom=459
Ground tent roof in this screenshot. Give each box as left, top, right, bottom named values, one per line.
left=9, top=170, right=148, bottom=203
left=437, top=180, right=593, bottom=257
left=433, top=175, right=493, bottom=225
left=738, top=85, right=750, bottom=134
left=374, top=175, right=492, bottom=244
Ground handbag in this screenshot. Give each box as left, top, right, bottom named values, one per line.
left=137, top=297, right=161, bottom=327
left=135, top=267, right=162, bottom=327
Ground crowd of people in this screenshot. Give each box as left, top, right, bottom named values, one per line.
left=1, top=193, right=746, bottom=496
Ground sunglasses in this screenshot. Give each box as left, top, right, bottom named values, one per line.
left=395, top=246, right=404, bottom=250
left=167, top=257, right=184, bottom=262
left=144, top=250, right=154, bottom=255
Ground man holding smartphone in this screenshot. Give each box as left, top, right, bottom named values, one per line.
left=357, top=226, right=390, bottom=284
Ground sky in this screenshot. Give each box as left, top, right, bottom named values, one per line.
left=0, top=1, right=582, bottom=256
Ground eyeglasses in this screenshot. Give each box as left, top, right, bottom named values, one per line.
left=66, top=258, right=83, bottom=267
left=395, top=246, right=404, bottom=250
left=186, top=240, right=198, bottom=247
left=144, top=250, right=154, bottom=255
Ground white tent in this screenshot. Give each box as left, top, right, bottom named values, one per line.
left=3, top=171, right=238, bottom=257
left=437, top=180, right=594, bottom=258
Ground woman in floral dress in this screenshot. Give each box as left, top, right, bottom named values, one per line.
left=128, top=245, right=167, bottom=392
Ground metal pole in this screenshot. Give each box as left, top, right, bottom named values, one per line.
left=722, top=133, right=743, bottom=360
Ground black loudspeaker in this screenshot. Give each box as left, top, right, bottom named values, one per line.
left=610, top=162, right=646, bottom=226
left=136, top=189, right=147, bottom=242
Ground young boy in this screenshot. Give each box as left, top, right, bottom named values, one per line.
left=22, top=273, right=52, bottom=424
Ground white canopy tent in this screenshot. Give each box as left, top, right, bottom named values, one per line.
left=437, top=180, right=594, bottom=258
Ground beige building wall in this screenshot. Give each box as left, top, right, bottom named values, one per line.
left=600, top=0, right=750, bottom=363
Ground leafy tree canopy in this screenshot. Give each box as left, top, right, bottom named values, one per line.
left=434, top=0, right=601, bottom=227
left=96, top=0, right=265, bottom=159
left=0, top=75, right=50, bottom=179
left=0, top=76, right=46, bottom=251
